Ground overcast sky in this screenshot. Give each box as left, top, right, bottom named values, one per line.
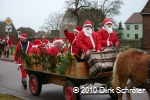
left=0, top=0, right=148, bottom=32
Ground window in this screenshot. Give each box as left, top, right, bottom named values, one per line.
left=127, top=25, right=130, bottom=30
left=127, top=34, right=130, bottom=37
left=135, top=25, right=138, bottom=30
left=135, top=34, right=138, bottom=39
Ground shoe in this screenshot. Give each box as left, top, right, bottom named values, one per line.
left=22, top=77, right=27, bottom=89
left=7, top=56, right=9, bottom=58
left=23, top=81, right=27, bottom=89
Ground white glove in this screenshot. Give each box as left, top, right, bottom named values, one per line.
left=17, top=63, right=23, bottom=71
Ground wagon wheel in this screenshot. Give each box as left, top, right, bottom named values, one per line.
left=29, top=74, right=42, bottom=96
left=63, top=80, right=80, bottom=100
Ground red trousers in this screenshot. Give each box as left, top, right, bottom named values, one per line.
left=20, top=66, right=27, bottom=78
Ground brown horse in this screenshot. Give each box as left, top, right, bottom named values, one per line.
left=111, top=48, right=150, bottom=100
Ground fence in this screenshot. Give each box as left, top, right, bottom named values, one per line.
left=119, top=39, right=141, bottom=48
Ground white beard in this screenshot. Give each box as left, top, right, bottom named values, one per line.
left=105, top=25, right=113, bottom=34
left=6, top=37, right=9, bottom=40
left=83, top=28, right=92, bottom=37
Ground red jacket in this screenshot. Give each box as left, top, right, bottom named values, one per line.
left=41, top=39, right=50, bottom=49
left=49, top=45, right=67, bottom=55
left=76, top=31, right=102, bottom=52
left=5, top=39, right=12, bottom=48
left=14, top=41, right=33, bottom=65
left=64, top=29, right=79, bottom=54
left=28, top=46, right=49, bottom=54
left=97, top=28, right=120, bottom=47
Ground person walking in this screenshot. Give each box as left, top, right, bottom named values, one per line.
left=4, top=35, right=12, bottom=58
left=14, top=33, right=33, bottom=89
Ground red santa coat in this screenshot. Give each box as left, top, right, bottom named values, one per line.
left=5, top=39, right=12, bottom=50
left=42, top=39, right=50, bottom=49
left=28, top=46, right=49, bottom=54
left=64, top=29, right=79, bottom=54
left=49, top=45, right=67, bottom=55
left=76, top=31, right=102, bottom=52
left=14, top=41, right=33, bottom=65
left=97, top=28, right=120, bottom=47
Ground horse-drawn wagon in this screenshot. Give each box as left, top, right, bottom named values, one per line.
left=22, top=47, right=119, bottom=100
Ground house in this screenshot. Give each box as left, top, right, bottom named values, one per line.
left=141, top=0, right=150, bottom=49
left=17, top=27, right=37, bottom=38
left=36, top=30, right=46, bottom=38
left=59, top=9, right=77, bottom=38
left=0, top=21, right=19, bottom=45
left=123, top=12, right=142, bottom=40
left=59, top=8, right=104, bottom=37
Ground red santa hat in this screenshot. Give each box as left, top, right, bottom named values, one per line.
left=104, top=18, right=112, bottom=25
left=42, top=39, right=49, bottom=45
left=32, top=39, right=42, bottom=48
left=19, top=33, right=27, bottom=39
left=74, top=26, right=82, bottom=32
left=33, top=39, right=42, bottom=45
left=53, top=38, right=64, bottom=45
left=83, top=20, right=92, bottom=27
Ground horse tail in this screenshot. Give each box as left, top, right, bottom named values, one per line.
left=111, top=53, right=120, bottom=89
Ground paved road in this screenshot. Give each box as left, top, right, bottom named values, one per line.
left=0, top=60, right=149, bottom=100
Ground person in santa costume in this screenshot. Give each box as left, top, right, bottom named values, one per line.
left=42, top=39, right=50, bottom=49
left=14, top=33, right=33, bottom=89
left=76, top=20, right=102, bottom=69
left=4, top=35, right=12, bottom=58
left=49, top=38, right=67, bottom=55
left=29, top=39, right=49, bottom=54
left=41, top=35, right=50, bottom=49
left=64, top=25, right=82, bottom=54
left=97, top=18, right=120, bottom=47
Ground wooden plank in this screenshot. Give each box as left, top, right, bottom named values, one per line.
left=94, top=72, right=113, bottom=78
left=77, top=62, right=89, bottom=77
left=64, top=59, right=76, bottom=76
left=49, top=74, right=66, bottom=85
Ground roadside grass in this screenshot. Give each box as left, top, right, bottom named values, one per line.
left=10, top=45, right=16, bottom=55
left=0, top=94, right=24, bottom=100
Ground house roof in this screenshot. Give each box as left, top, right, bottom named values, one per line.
left=17, top=27, right=36, bottom=36
left=141, top=0, right=150, bottom=14
left=124, top=12, right=142, bottom=24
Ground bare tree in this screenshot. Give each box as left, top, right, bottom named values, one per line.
left=65, top=0, right=90, bottom=25
left=41, top=12, right=64, bottom=32
left=64, top=0, right=124, bottom=31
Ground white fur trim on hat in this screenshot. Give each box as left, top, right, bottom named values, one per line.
left=19, top=35, right=26, bottom=39
left=74, top=29, right=79, bottom=32
left=105, top=21, right=112, bottom=25
left=53, top=39, right=64, bottom=44
left=83, top=24, right=92, bottom=27
left=32, top=45, right=38, bottom=48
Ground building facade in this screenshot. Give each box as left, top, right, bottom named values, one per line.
left=123, top=12, right=143, bottom=40
left=141, top=0, right=150, bottom=49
